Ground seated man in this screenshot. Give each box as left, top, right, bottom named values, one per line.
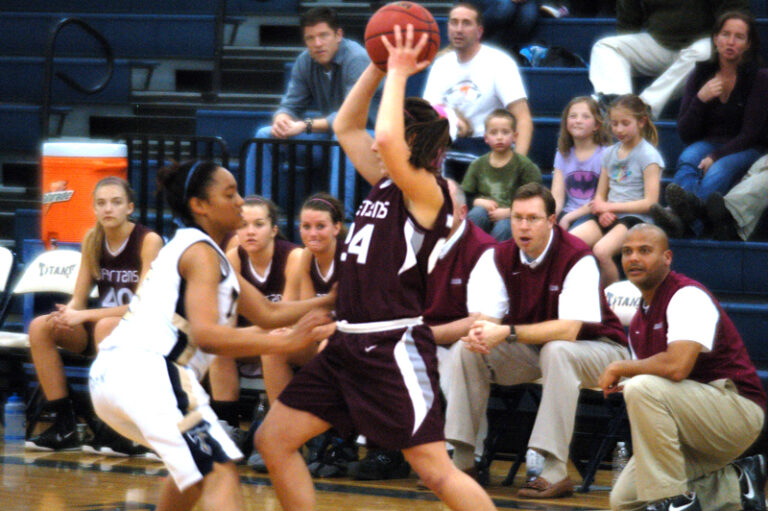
left=601, top=223, right=766, bottom=511
left=246, top=6, right=372, bottom=216
left=422, top=2, right=532, bottom=156
left=589, top=0, right=749, bottom=118
left=450, top=183, right=629, bottom=498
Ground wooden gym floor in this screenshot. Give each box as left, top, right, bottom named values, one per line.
left=0, top=440, right=612, bottom=511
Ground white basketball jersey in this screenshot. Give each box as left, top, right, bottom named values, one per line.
left=100, top=227, right=240, bottom=379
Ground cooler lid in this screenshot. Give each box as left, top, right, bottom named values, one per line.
left=42, top=141, right=127, bottom=158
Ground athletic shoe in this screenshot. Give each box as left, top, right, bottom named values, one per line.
left=84, top=425, right=148, bottom=457
left=348, top=449, right=411, bottom=480
left=734, top=454, right=767, bottom=511
left=314, top=439, right=359, bottom=478
left=218, top=420, right=250, bottom=452
left=645, top=492, right=701, bottom=511
left=665, top=184, right=704, bottom=226
left=650, top=204, right=685, bottom=239
left=247, top=451, right=268, bottom=473
left=540, top=4, right=569, bottom=17
left=592, top=93, right=620, bottom=117
left=26, top=422, right=81, bottom=451
left=705, top=193, right=739, bottom=241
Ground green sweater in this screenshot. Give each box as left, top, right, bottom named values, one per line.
left=461, top=152, right=542, bottom=208
left=617, top=0, right=750, bottom=50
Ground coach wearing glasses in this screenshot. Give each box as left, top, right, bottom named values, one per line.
left=444, top=183, right=629, bottom=499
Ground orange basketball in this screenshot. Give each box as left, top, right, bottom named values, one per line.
left=364, top=2, right=440, bottom=71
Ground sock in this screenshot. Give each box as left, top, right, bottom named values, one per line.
left=452, top=442, right=476, bottom=471
left=211, top=400, right=239, bottom=427
left=49, top=397, right=75, bottom=430
left=526, top=448, right=545, bottom=478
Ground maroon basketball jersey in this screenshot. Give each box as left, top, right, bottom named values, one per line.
left=336, top=177, right=453, bottom=322
left=630, top=271, right=766, bottom=410
left=238, top=238, right=298, bottom=302
left=97, top=223, right=152, bottom=307
left=424, top=221, right=496, bottom=325
left=309, top=243, right=342, bottom=297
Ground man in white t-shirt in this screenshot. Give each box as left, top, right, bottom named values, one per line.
left=422, top=2, right=533, bottom=155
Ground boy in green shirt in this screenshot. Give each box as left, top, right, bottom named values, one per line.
left=462, top=109, right=542, bottom=241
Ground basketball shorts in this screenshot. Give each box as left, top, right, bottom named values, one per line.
left=279, top=321, right=444, bottom=450
left=89, top=347, right=242, bottom=491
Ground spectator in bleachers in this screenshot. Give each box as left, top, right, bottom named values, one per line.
left=589, top=0, right=750, bottom=119
left=462, top=109, right=542, bottom=241
left=571, top=95, right=663, bottom=287
left=446, top=183, right=629, bottom=499
left=651, top=12, right=768, bottom=238
left=601, top=223, right=766, bottom=511
left=551, top=96, right=611, bottom=231
left=423, top=2, right=533, bottom=155
left=246, top=7, right=371, bottom=217
left=27, top=177, right=163, bottom=452
left=706, top=153, right=768, bottom=240
left=209, top=196, right=300, bottom=434
left=468, top=0, right=540, bottom=52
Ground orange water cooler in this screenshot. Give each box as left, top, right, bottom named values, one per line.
left=41, top=141, right=128, bottom=248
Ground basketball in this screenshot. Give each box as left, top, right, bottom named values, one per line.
left=364, top=2, right=440, bottom=71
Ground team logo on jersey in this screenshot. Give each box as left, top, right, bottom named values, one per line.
left=42, top=180, right=74, bottom=215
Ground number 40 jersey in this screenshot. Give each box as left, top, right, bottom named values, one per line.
left=336, top=177, right=453, bottom=323
left=97, top=223, right=152, bottom=308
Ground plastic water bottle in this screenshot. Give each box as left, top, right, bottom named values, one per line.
left=3, top=394, right=26, bottom=443
left=612, top=441, right=629, bottom=487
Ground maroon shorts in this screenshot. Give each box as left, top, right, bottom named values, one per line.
left=278, top=323, right=444, bottom=450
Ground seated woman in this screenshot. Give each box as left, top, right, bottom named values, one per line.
left=654, top=11, right=768, bottom=237
left=27, top=177, right=163, bottom=452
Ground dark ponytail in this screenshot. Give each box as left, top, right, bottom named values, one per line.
left=157, top=159, right=219, bottom=225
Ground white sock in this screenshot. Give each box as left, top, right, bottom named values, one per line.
left=526, top=448, right=545, bottom=478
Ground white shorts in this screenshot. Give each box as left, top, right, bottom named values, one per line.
left=89, top=347, right=243, bottom=491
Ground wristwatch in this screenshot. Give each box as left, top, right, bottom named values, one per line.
left=505, top=325, right=517, bottom=344
left=304, top=118, right=313, bottom=134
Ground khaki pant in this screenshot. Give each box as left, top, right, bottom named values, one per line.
left=444, top=339, right=629, bottom=481
left=725, top=154, right=768, bottom=241
left=611, top=375, right=765, bottom=511
left=589, top=33, right=711, bottom=118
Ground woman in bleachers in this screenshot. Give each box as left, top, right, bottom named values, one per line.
left=570, top=94, right=663, bottom=287
left=207, top=196, right=300, bottom=430
left=654, top=11, right=768, bottom=238
left=551, top=96, right=611, bottom=231
left=26, top=177, right=164, bottom=452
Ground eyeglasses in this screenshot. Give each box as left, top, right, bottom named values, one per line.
left=511, top=215, right=547, bottom=225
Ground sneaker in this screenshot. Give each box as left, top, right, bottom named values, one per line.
left=26, top=422, right=81, bottom=451
left=734, top=454, right=767, bottom=511
left=665, top=184, right=704, bottom=226
left=540, top=4, right=569, bottom=17
left=705, top=193, right=739, bottom=241
left=247, top=451, right=268, bottom=473
left=314, top=439, right=359, bottom=478
left=88, top=426, right=148, bottom=457
left=645, top=492, right=701, bottom=511
left=218, top=420, right=250, bottom=452
left=348, top=449, right=411, bottom=480
left=592, top=93, right=620, bottom=117
left=650, top=204, right=685, bottom=239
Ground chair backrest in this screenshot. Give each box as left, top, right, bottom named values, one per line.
left=604, top=280, right=642, bottom=327
left=0, top=246, right=13, bottom=292
left=13, top=249, right=82, bottom=295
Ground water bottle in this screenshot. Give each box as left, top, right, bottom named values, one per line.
left=3, top=394, right=26, bottom=443
left=612, top=441, right=629, bottom=487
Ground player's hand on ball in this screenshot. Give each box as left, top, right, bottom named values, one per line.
left=381, top=24, right=430, bottom=76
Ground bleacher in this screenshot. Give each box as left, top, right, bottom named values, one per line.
left=1, top=0, right=767, bottom=468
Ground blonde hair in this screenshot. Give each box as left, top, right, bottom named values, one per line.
left=81, top=177, right=134, bottom=280
left=610, top=94, right=659, bottom=146
left=557, top=96, right=610, bottom=156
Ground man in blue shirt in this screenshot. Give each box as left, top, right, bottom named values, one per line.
left=247, top=7, right=372, bottom=217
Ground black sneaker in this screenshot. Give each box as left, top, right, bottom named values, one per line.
left=666, top=184, right=705, bottom=226
left=348, top=449, right=411, bottom=480
left=91, top=426, right=148, bottom=457
left=26, top=422, right=81, bottom=451
left=645, top=492, right=701, bottom=511
left=314, top=438, right=359, bottom=478
left=705, top=193, right=739, bottom=241
left=592, top=93, right=620, bottom=117
left=734, top=454, right=767, bottom=511
left=651, top=204, right=685, bottom=239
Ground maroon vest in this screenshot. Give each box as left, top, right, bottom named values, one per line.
left=97, top=223, right=152, bottom=307
left=494, top=225, right=627, bottom=345
left=336, top=176, right=453, bottom=322
left=424, top=221, right=497, bottom=325
left=630, top=271, right=766, bottom=410
left=310, top=243, right=342, bottom=297
left=238, top=238, right=298, bottom=303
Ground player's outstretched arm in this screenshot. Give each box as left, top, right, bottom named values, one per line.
left=333, top=64, right=386, bottom=186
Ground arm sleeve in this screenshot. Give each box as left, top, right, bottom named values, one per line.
left=710, top=70, right=768, bottom=161
left=495, top=52, right=528, bottom=105
left=666, top=286, right=719, bottom=351
left=520, top=157, right=543, bottom=185
left=275, top=55, right=313, bottom=119
left=461, top=159, right=481, bottom=195
left=467, top=249, right=509, bottom=319
left=328, top=48, right=373, bottom=128
left=677, top=67, right=709, bottom=144
left=558, top=255, right=602, bottom=322
left=616, top=0, right=645, bottom=33
left=422, top=61, right=444, bottom=105
left=640, top=142, right=665, bottom=172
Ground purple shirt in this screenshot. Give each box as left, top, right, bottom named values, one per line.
left=310, top=244, right=342, bottom=297
left=554, top=146, right=603, bottom=213
left=238, top=239, right=298, bottom=303
left=630, top=271, right=766, bottom=411
left=336, top=177, right=452, bottom=322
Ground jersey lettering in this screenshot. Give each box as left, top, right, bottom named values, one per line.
left=343, top=223, right=375, bottom=265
